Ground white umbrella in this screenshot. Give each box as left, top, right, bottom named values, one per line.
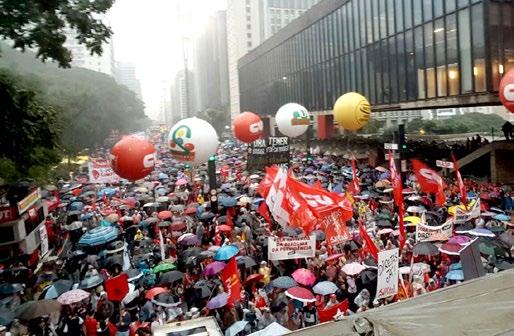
left=225, top=321, right=248, bottom=336
left=341, top=262, right=366, bottom=275
left=407, top=206, right=425, bottom=213
left=248, top=322, right=290, bottom=336
left=249, top=174, right=260, bottom=179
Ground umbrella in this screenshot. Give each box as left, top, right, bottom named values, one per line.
left=376, top=219, right=393, bottom=228
left=217, top=224, right=232, bottom=232
left=478, top=241, right=506, bottom=256
left=105, top=213, right=119, bottom=223
left=78, top=275, right=104, bottom=289
left=291, top=268, right=316, bottom=286
left=312, top=281, right=338, bottom=295
left=152, top=262, right=176, bottom=274
left=220, top=197, right=237, bottom=207
left=158, top=211, right=172, bottom=220
left=360, top=269, right=378, bottom=285
left=124, top=269, right=144, bottom=282
left=159, top=271, right=184, bottom=284
left=194, top=280, right=216, bottom=298
left=207, top=292, right=229, bottom=309
left=377, top=228, right=393, bottom=235
left=214, top=245, right=239, bottom=261
left=455, top=223, right=474, bottom=234
left=325, top=253, right=344, bottom=262
left=184, top=207, right=196, bottom=215
left=413, top=242, right=439, bottom=256
left=79, top=226, right=119, bottom=246
left=170, top=221, right=186, bottom=231
left=404, top=216, right=421, bottom=226
left=244, top=274, right=264, bottom=285
left=145, top=287, right=168, bottom=299
left=176, top=178, right=188, bottom=186
left=446, top=270, right=464, bottom=281
left=439, top=243, right=463, bottom=256
left=406, top=206, right=425, bottom=213
left=68, top=201, right=85, bottom=211
left=200, top=212, right=215, bottom=220
left=468, top=228, right=495, bottom=238
left=183, top=246, right=203, bottom=258
left=123, top=284, right=139, bottom=304
left=203, top=261, right=227, bottom=276
left=236, top=256, right=257, bottom=268
left=41, top=279, right=73, bottom=299
left=499, top=232, right=514, bottom=247
left=494, top=214, right=510, bottom=221
left=495, top=260, right=514, bottom=270
left=448, top=235, right=472, bottom=246
left=178, top=233, right=200, bottom=246
left=58, top=289, right=90, bottom=305
left=285, top=287, right=316, bottom=303
left=15, top=300, right=61, bottom=320
left=225, top=321, right=249, bottom=336
left=341, top=262, right=366, bottom=275
left=0, top=283, right=23, bottom=295
left=65, top=221, right=83, bottom=231
left=271, top=276, right=298, bottom=289
left=98, top=188, right=116, bottom=197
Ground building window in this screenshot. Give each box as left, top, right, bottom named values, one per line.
left=247, top=41, right=252, bottom=48
left=458, top=8, right=472, bottom=93
left=247, top=33, right=252, bottom=38
left=247, top=15, right=251, bottom=21
left=247, top=24, right=251, bottom=30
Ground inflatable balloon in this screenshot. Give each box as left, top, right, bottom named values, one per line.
left=168, top=117, right=219, bottom=165
left=499, top=68, right=514, bottom=113
left=275, top=103, right=310, bottom=137
left=232, top=111, right=263, bottom=143
left=333, top=92, right=371, bottom=131
left=110, top=136, right=156, bottom=181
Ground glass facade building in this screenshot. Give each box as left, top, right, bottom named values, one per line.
left=239, top=0, right=514, bottom=115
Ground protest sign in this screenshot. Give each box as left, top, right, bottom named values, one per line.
left=454, top=199, right=480, bottom=224
left=247, top=137, right=290, bottom=170
left=416, top=219, right=453, bottom=242
left=376, top=248, right=399, bottom=300
left=88, top=157, right=120, bottom=184
left=268, top=235, right=316, bottom=260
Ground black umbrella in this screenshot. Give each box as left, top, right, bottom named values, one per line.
left=0, top=283, right=23, bottom=295
left=15, top=300, right=61, bottom=320
left=200, top=212, right=215, bottom=220
left=124, top=269, right=144, bottom=282
left=103, top=255, right=123, bottom=268
left=236, top=256, right=257, bottom=268
left=159, top=271, right=184, bottom=284
left=413, top=242, right=439, bottom=256
left=183, top=246, right=203, bottom=258
left=360, top=269, right=378, bottom=285
left=499, top=232, right=514, bottom=247
left=376, top=219, right=393, bottom=228
left=184, top=256, right=198, bottom=267
left=193, top=280, right=215, bottom=298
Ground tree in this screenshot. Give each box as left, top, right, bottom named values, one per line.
left=0, top=0, right=114, bottom=67
left=405, top=113, right=506, bottom=134
left=197, top=108, right=229, bottom=136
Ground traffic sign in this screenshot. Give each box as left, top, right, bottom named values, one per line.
left=436, top=160, right=454, bottom=169
left=384, top=143, right=398, bottom=150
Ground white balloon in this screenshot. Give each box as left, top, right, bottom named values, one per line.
left=275, top=103, right=310, bottom=138
left=168, top=117, right=219, bottom=165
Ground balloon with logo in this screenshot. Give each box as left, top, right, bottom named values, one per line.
left=333, top=92, right=371, bottom=131
left=168, top=117, right=219, bottom=166
left=232, top=111, right=263, bottom=143
left=499, top=68, right=514, bottom=113
left=275, top=103, right=310, bottom=137
left=110, top=136, right=156, bottom=181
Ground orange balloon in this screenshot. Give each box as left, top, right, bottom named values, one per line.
left=110, top=136, right=156, bottom=181
left=232, top=111, right=263, bottom=143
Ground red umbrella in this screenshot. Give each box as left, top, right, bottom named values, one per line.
left=184, top=207, right=196, bottom=215
left=244, top=274, right=263, bottom=285
left=325, top=254, right=344, bottom=262
left=170, top=221, right=186, bottom=231
left=291, top=268, right=316, bottom=286
left=158, top=211, right=172, bottom=220
left=216, top=225, right=232, bottom=233
left=439, top=243, right=463, bottom=256
left=285, top=287, right=316, bottom=303
left=479, top=192, right=491, bottom=201
left=145, top=287, right=168, bottom=299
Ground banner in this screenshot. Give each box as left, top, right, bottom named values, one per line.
left=221, top=257, right=241, bottom=304
left=39, top=225, right=49, bottom=257
left=318, top=300, right=349, bottom=323
left=268, top=235, right=316, bottom=260
left=88, top=158, right=120, bottom=184
left=247, top=137, right=290, bottom=170
left=389, top=150, right=405, bottom=251
left=411, top=159, right=446, bottom=206
left=451, top=153, right=467, bottom=207
left=376, top=248, right=399, bottom=300
left=416, top=218, right=453, bottom=242
left=454, top=199, right=480, bottom=224
left=320, top=209, right=350, bottom=246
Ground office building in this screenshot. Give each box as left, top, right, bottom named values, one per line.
left=226, top=0, right=320, bottom=119
left=114, top=62, right=142, bottom=100
left=239, top=0, right=513, bottom=131
left=171, top=69, right=196, bottom=122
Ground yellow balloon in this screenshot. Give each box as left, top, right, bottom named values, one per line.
left=333, top=92, right=371, bottom=131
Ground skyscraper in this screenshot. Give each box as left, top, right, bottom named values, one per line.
left=170, top=69, right=195, bottom=122
left=226, top=0, right=320, bottom=120
left=114, top=62, right=142, bottom=100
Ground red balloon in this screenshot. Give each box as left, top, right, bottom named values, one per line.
left=499, top=68, right=514, bottom=113
left=110, top=136, right=156, bottom=181
left=232, top=111, right=263, bottom=143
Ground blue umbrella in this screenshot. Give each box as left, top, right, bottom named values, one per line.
left=467, top=191, right=478, bottom=199
left=81, top=213, right=94, bottom=221
left=446, top=269, right=464, bottom=281
left=449, top=262, right=462, bottom=271
left=333, top=182, right=344, bottom=194
left=41, top=280, right=73, bottom=299
left=159, top=173, right=169, bottom=180
left=494, top=214, right=510, bottom=221
left=79, top=226, right=119, bottom=246
left=219, top=196, right=237, bottom=207
left=271, top=276, right=297, bottom=289
left=97, top=188, right=116, bottom=197
left=252, top=198, right=264, bottom=205
left=312, top=281, right=338, bottom=295
left=68, top=201, right=85, bottom=211
left=214, top=245, right=239, bottom=261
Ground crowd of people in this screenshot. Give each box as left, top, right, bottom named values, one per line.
left=0, top=132, right=513, bottom=336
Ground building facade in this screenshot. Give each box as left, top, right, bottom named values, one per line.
left=171, top=69, right=196, bottom=122
left=114, top=62, right=143, bottom=100
left=226, top=0, right=320, bottom=119
left=239, top=0, right=514, bottom=120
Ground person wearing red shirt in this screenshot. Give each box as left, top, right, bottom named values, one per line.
left=83, top=310, right=98, bottom=336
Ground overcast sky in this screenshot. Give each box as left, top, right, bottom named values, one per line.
left=109, top=0, right=227, bottom=119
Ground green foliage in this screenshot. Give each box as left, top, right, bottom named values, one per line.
left=197, top=108, right=229, bottom=136
left=0, top=0, right=114, bottom=67
left=359, top=119, right=385, bottom=134
left=405, top=113, right=506, bottom=134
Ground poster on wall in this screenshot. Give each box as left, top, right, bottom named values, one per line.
left=268, top=235, right=316, bottom=260
left=88, top=157, right=120, bottom=184
left=39, top=225, right=49, bottom=257
left=376, top=248, right=399, bottom=300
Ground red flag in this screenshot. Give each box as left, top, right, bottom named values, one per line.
left=411, top=159, right=446, bottom=206
left=257, top=166, right=278, bottom=198
left=221, top=257, right=241, bottom=304
left=318, top=300, right=349, bottom=322
left=358, top=220, right=378, bottom=260
left=348, top=157, right=360, bottom=194
left=105, top=273, right=129, bottom=302
left=451, top=153, right=467, bottom=207
left=388, top=151, right=405, bottom=251
left=226, top=207, right=236, bottom=227
left=257, top=201, right=272, bottom=227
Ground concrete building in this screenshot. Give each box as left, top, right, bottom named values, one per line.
left=226, top=0, right=320, bottom=119
left=114, top=62, right=142, bottom=100
left=170, top=69, right=196, bottom=122
left=192, top=11, right=230, bottom=115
